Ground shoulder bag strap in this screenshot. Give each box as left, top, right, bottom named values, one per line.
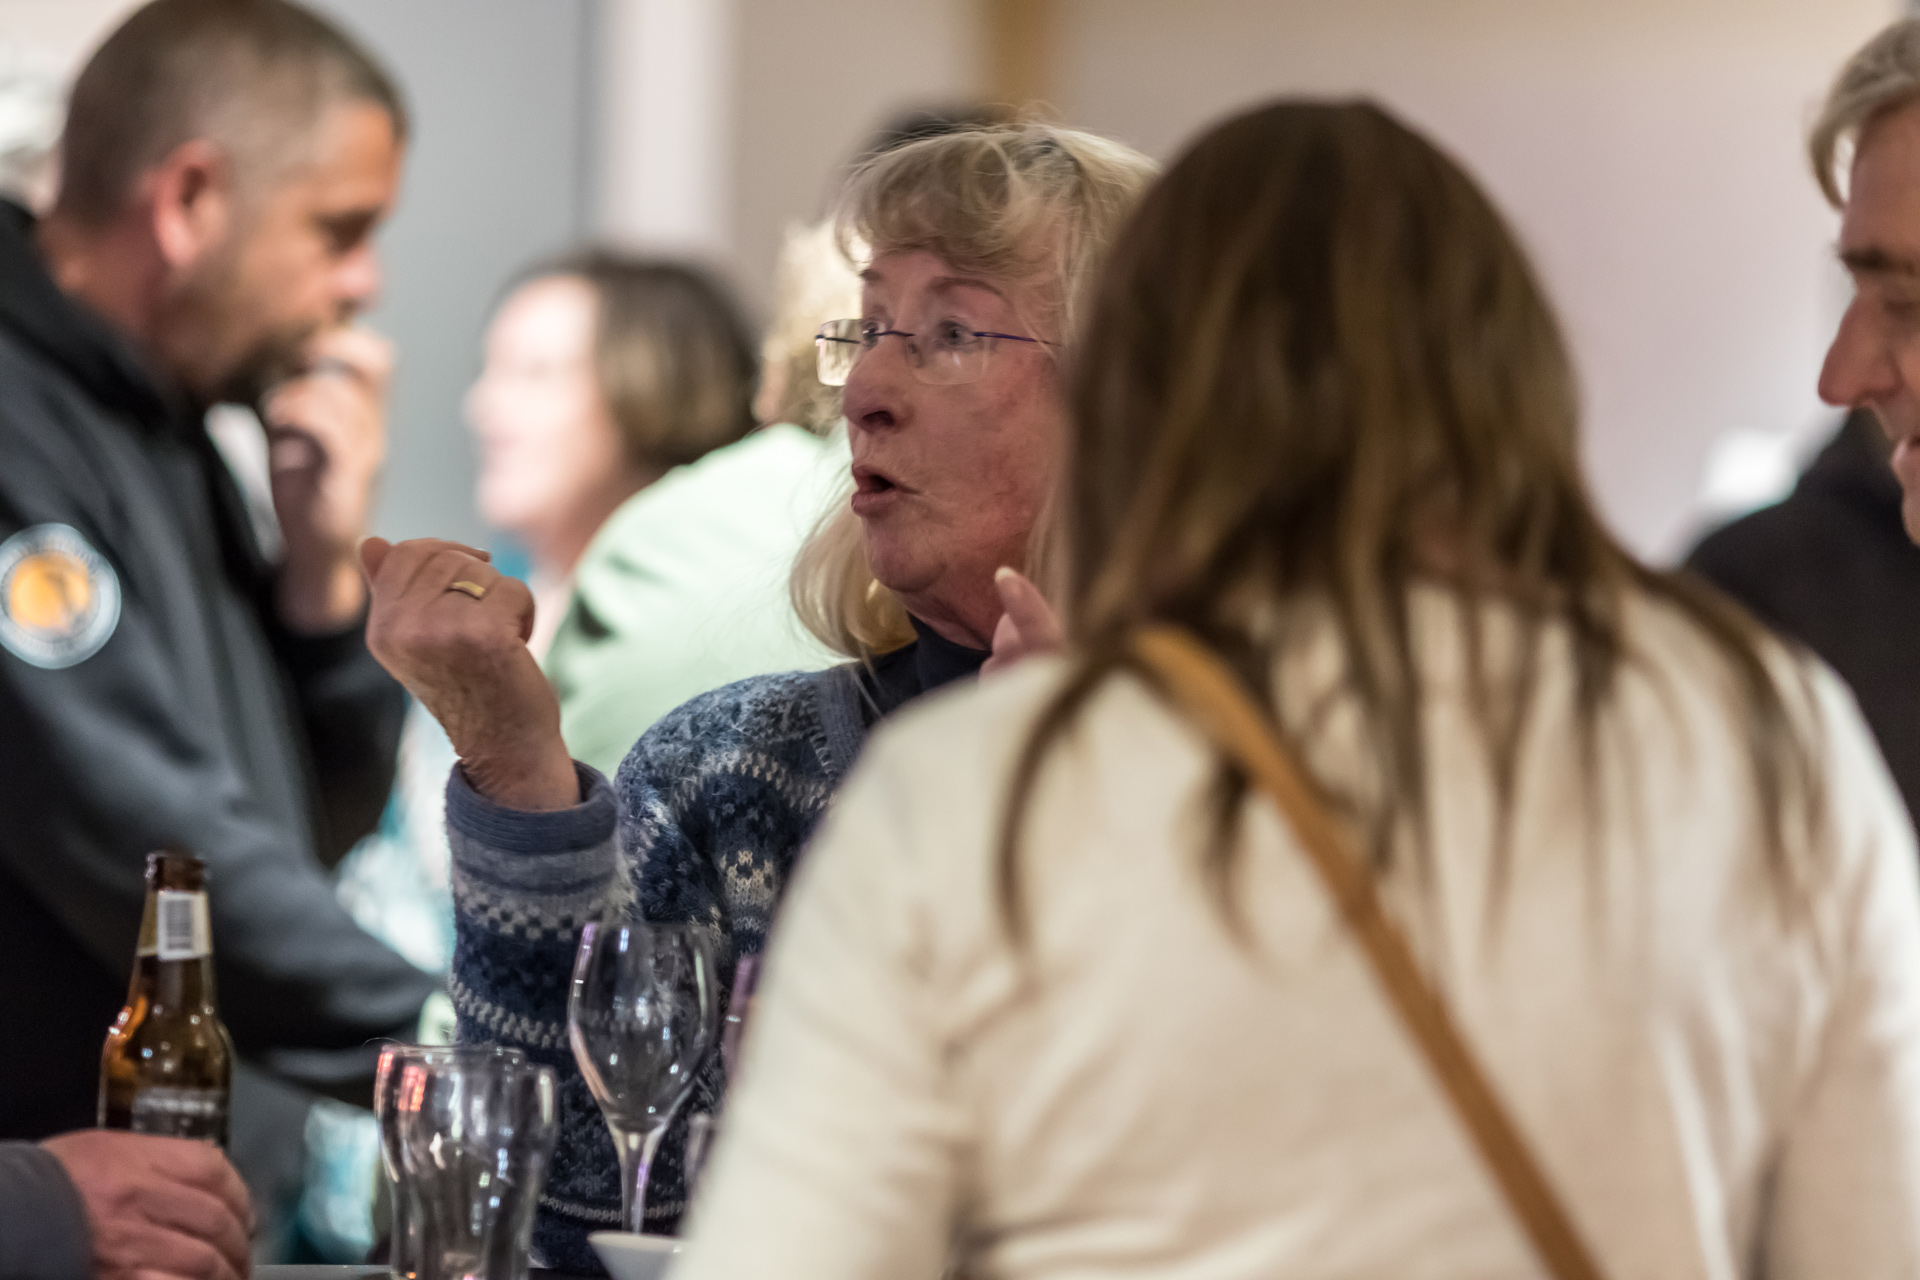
left=1131, top=624, right=1605, bottom=1280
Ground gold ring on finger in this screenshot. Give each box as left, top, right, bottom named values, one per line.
left=447, top=579, right=488, bottom=600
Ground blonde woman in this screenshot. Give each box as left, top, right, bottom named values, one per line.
left=358, top=123, right=1157, bottom=1269
left=674, top=101, right=1920, bottom=1279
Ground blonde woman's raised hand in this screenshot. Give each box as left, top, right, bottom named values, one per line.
left=360, top=536, right=579, bottom=811
left=983, top=566, right=1065, bottom=677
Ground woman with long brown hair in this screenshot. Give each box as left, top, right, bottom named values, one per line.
left=671, top=101, right=1920, bottom=1279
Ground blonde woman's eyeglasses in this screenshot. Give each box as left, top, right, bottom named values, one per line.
left=815, top=318, right=1056, bottom=388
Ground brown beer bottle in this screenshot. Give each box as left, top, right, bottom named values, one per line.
left=98, top=849, right=234, bottom=1144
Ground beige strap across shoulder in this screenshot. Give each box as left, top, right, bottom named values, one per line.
left=1130, top=625, right=1606, bottom=1280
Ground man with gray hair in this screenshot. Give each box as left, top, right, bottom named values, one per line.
left=1685, top=20, right=1920, bottom=836
left=1815, top=20, right=1920, bottom=539
left=0, top=0, right=435, bottom=1237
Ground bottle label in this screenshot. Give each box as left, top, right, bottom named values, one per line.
left=153, top=890, right=211, bottom=961
left=129, top=1087, right=226, bottom=1141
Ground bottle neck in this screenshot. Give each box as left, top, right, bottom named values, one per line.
left=132, top=889, right=217, bottom=1011
left=130, top=953, right=218, bottom=1012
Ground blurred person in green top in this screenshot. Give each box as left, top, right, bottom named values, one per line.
left=545, top=232, right=852, bottom=775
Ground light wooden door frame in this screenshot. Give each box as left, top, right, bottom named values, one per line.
left=980, top=0, right=1056, bottom=114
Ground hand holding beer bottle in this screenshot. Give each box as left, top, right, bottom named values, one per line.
left=99, top=850, right=235, bottom=1144
left=41, top=1128, right=254, bottom=1280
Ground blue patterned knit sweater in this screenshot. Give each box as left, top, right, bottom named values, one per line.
left=444, top=665, right=871, bottom=1273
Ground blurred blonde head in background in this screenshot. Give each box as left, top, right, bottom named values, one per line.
left=754, top=218, right=862, bottom=435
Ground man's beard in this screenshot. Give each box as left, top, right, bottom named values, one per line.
left=167, top=242, right=325, bottom=408
left=210, top=325, right=318, bottom=407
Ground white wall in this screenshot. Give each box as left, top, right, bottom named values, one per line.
left=728, top=0, right=976, bottom=315
left=1042, top=0, right=1896, bottom=559
left=593, top=0, right=980, bottom=316
left=0, top=0, right=138, bottom=61
left=596, top=0, right=737, bottom=260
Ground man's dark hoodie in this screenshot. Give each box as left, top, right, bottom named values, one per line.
left=1689, top=410, right=1920, bottom=828
left=0, top=199, right=434, bottom=1138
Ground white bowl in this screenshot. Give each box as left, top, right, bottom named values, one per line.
left=589, top=1231, right=683, bottom=1280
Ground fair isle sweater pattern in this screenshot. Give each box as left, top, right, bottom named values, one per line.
left=445, top=667, right=861, bottom=1274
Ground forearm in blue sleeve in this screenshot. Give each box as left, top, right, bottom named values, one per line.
left=445, top=759, right=625, bottom=1272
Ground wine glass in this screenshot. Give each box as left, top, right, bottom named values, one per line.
left=567, top=921, right=718, bottom=1233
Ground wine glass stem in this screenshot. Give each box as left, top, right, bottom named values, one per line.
left=613, top=1120, right=671, bottom=1234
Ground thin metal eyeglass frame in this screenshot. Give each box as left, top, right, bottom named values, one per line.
left=815, top=319, right=1057, bottom=387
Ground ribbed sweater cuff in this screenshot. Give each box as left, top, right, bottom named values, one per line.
left=446, top=761, right=616, bottom=867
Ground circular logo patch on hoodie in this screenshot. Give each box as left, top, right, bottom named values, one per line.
left=0, top=524, right=121, bottom=669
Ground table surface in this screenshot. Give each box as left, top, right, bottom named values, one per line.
left=257, top=1269, right=587, bottom=1279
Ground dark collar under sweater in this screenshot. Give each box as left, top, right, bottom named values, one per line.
left=855, top=615, right=990, bottom=727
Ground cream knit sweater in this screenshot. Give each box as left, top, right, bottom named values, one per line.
left=678, top=592, right=1920, bottom=1280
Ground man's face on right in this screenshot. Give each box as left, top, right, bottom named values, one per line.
left=163, top=100, right=402, bottom=405
left=1821, top=98, right=1920, bottom=543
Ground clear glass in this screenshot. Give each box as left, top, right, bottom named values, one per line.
left=567, top=921, right=718, bottom=1233
left=392, top=1054, right=557, bottom=1280
left=374, top=1045, right=528, bottom=1279
left=814, top=318, right=1050, bottom=387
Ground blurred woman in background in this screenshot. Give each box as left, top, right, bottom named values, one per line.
left=673, top=100, right=1920, bottom=1280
